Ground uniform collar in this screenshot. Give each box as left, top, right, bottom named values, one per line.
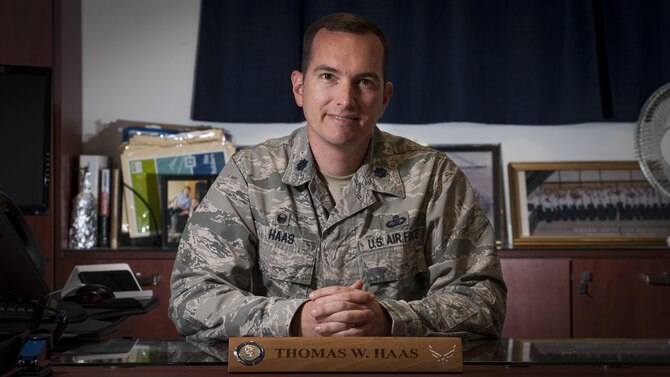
left=358, top=127, right=405, bottom=199
left=282, top=126, right=405, bottom=199
left=282, top=127, right=317, bottom=186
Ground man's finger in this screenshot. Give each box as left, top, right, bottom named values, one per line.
left=314, top=321, right=371, bottom=336
left=310, top=285, right=373, bottom=302
left=310, top=302, right=373, bottom=321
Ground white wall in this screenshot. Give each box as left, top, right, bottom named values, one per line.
left=81, top=0, right=639, bottom=240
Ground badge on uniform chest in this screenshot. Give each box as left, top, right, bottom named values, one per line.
left=362, top=227, right=424, bottom=251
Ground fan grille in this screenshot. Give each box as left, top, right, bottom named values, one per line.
left=636, top=83, right=670, bottom=200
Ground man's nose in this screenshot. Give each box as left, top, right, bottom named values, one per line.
left=335, top=81, right=356, bottom=107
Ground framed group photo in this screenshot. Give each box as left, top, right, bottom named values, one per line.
left=431, top=144, right=507, bottom=245
left=159, top=174, right=217, bottom=249
left=508, top=161, right=670, bottom=246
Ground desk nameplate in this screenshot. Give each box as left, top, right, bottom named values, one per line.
left=228, top=337, right=462, bottom=373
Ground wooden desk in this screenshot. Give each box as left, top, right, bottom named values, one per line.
left=49, top=364, right=670, bottom=377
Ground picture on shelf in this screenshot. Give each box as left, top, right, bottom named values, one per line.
left=159, top=174, right=217, bottom=248
left=430, top=144, right=507, bottom=245
left=509, top=161, right=670, bottom=246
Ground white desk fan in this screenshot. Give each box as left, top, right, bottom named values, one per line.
left=635, top=82, right=670, bottom=247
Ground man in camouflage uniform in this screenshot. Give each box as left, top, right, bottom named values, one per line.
left=169, top=12, right=506, bottom=341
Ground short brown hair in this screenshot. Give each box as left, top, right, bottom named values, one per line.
left=301, top=13, right=389, bottom=82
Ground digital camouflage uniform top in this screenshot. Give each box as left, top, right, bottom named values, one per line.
left=169, top=126, right=506, bottom=342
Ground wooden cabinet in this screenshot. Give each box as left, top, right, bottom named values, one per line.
left=501, top=249, right=670, bottom=338
left=61, top=250, right=180, bottom=339
left=500, top=257, right=571, bottom=338
left=572, top=257, right=670, bottom=338
left=59, top=248, right=670, bottom=339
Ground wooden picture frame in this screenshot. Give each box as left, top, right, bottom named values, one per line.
left=431, top=144, right=507, bottom=245
left=508, top=161, right=670, bottom=246
left=159, top=174, right=217, bottom=249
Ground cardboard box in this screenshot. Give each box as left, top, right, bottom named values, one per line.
left=120, top=129, right=235, bottom=238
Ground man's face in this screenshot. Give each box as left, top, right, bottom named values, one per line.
left=291, top=29, right=393, bottom=152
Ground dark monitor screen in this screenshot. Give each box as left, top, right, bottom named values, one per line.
left=0, top=65, right=52, bottom=215
left=0, top=191, right=50, bottom=300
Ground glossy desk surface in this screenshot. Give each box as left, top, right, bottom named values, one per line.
left=49, top=338, right=670, bottom=367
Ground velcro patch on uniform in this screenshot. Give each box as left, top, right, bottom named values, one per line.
left=272, top=212, right=291, bottom=226
left=256, top=223, right=313, bottom=249
left=360, top=227, right=424, bottom=252
left=267, top=228, right=295, bottom=245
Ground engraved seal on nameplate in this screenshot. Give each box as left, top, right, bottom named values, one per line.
left=234, top=341, right=265, bottom=366
left=429, top=344, right=457, bottom=364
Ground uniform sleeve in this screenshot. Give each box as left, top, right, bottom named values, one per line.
left=168, top=157, right=306, bottom=342
left=378, top=163, right=507, bottom=340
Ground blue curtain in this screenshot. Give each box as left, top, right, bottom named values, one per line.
left=192, top=0, right=670, bottom=125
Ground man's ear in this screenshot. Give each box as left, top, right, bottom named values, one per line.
left=381, top=81, right=393, bottom=111
left=291, top=70, right=304, bottom=107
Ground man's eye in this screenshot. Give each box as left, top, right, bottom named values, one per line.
left=321, top=73, right=334, bottom=80
left=359, top=79, right=375, bottom=88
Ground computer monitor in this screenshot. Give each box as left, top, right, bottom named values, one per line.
left=0, top=64, right=52, bottom=215
left=0, top=191, right=50, bottom=301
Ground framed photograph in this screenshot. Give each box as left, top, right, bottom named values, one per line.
left=159, top=174, right=217, bottom=249
left=431, top=144, right=507, bottom=245
left=508, top=161, right=670, bottom=246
